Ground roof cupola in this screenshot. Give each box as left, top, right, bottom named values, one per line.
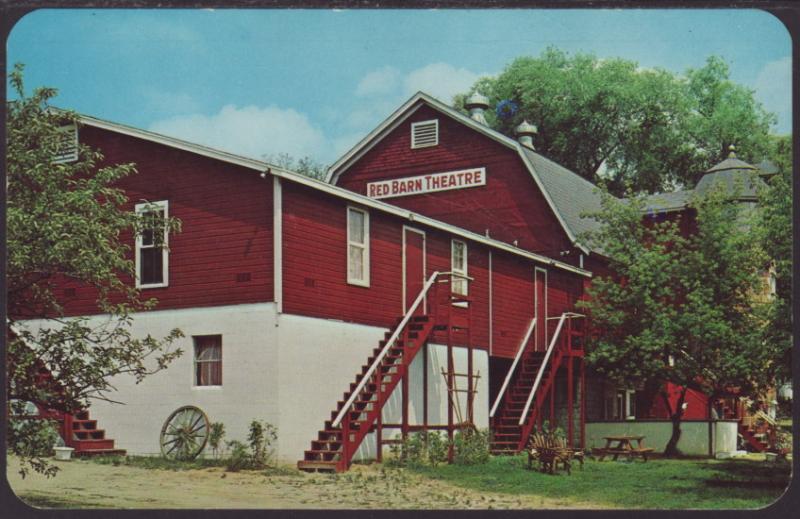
left=465, top=92, right=490, bottom=125
left=515, top=120, right=538, bottom=150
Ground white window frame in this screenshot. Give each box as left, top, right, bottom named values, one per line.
left=192, top=335, right=223, bottom=388
left=410, top=119, right=439, bottom=149
left=451, top=239, right=468, bottom=304
left=135, top=200, right=169, bottom=289
left=347, top=206, right=370, bottom=287
left=624, top=389, right=636, bottom=420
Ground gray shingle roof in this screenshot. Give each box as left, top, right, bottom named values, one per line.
left=694, top=168, right=765, bottom=200
left=520, top=147, right=608, bottom=243
left=638, top=154, right=766, bottom=214
left=640, top=190, right=693, bottom=213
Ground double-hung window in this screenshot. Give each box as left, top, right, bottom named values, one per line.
left=451, top=239, right=468, bottom=296
left=347, top=207, right=370, bottom=286
left=135, top=200, right=169, bottom=288
left=53, top=124, right=79, bottom=164
left=194, top=335, right=222, bottom=387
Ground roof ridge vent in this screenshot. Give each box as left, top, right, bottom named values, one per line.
left=515, top=120, right=538, bottom=150
left=465, top=92, right=490, bottom=125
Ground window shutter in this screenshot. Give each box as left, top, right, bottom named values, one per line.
left=411, top=119, right=438, bottom=149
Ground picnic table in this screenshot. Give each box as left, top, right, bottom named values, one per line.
left=592, top=435, right=654, bottom=462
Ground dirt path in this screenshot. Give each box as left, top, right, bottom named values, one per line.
left=7, top=457, right=602, bottom=509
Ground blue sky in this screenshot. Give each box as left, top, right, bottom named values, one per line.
left=7, top=8, right=792, bottom=165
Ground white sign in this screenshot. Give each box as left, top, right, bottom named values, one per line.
left=366, top=167, right=486, bottom=199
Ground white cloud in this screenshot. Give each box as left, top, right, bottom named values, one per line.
left=754, top=56, right=792, bottom=134
left=148, top=104, right=328, bottom=161
left=356, top=66, right=401, bottom=97
left=402, top=62, right=484, bottom=103
left=343, top=62, right=488, bottom=133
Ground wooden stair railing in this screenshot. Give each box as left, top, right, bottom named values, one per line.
left=488, top=318, right=540, bottom=455
left=490, top=313, right=585, bottom=455
left=515, top=314, right=569, bottom=451
left=297, top=271, right=445, bottom=473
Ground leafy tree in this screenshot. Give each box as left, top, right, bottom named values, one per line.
left=6, top=64, right=183, bottom=477
left=456, top=49, right=777, bottom=195
left=756, top=135, right=792, bottom=384
left=578, top=183, right=773, bottom=456
left=261, top=151, right=327, bottom=181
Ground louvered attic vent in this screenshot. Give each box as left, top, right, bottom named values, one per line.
left=53, top=124, right=78, bottom=164
left=411, top=119, right=438, bottom=149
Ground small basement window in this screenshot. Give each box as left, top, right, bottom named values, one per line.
left=451, top=239, right=468, bottom=296
left=347, top=206, right=370, bottom=286
left=135, top=200, right=169, bottom=288
left=411, top=119, right=438, bottom=149
left=194, top=335, right=222, bottom=386
left=52, top=124, right=78, bottom=164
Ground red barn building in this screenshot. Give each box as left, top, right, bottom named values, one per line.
left=17, top=91, right=755, bottom=469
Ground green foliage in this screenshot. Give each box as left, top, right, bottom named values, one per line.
left=7, top=402, right=61, bottom=479
left=755, top=135, right=792, bottom=384
left=578, top=180, right=775, bottom=454
left=262, top=151, right=328, bottom=180
left=224, top=440, right=251, bottom=472
left=223, top=420, right=278, bottom=471
left=455, top=49, right=777, bottom=195
left=6, top=63, right=184, bottom=478
left=247, top=419, right=278, bottom=468
left=388, top=431, right=448, bottom=468
left=452, top=428, right=491, bottom=466
left=208, top=422, right=226, bottom=460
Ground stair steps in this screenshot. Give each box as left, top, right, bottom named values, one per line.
left=298, top=315, right=436, bottom=472
left=489, top=315, right=580, bottom=455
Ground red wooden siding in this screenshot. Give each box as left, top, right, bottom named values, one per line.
left=56, top=126, right=273, bottom=316
left=335, top=105, right=573, bottom=258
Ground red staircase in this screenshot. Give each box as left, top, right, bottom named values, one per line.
left=297, top=271, right=470, bottom=473
left=721, top=397, right=775, bottom=453
left=490, top=350, right=548, bottom=454
left=33, top=364, right=126, bottom=457
left=490, top=313, right=583, bottom=454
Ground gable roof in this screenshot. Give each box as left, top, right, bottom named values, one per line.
left=326, top=91, right=613, bottom=255
left=73, top=111, right=591, bottom=278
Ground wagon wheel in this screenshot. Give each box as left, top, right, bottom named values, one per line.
left=160, top=406, right=210, bottom=461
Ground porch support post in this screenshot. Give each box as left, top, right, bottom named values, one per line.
left=402, top=330, right=409, bottom=442
left=568, top=356, right=574, bottom=447
left=549, top=371, right=555, bottom=429
left=423, top=343, right=429, bottom=432
left=447, top=289, right=455, bottom=463
left=580, top=357, right=586, bottom=449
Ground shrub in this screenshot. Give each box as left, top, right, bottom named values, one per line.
left=223, top=419, right=278, bottom=472
left=387, top=431, right=448, bottom=468
left=225, top=440, right=250, bottom=472
left=452, top=428, right=490, bottom=465
left=248, top=420, right=278, bottom=469
left=208, top=422, right=226, bottom=459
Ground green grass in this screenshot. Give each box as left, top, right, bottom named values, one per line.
left=86, top=454, right=299, bottom=476
left=412, top=454, right=791, bottom=509
left=87, top=454, right=226, bottom=471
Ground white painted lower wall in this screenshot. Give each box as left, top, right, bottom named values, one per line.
left=586, top=420, right=739, bottom=456
left=21, top=306, right=489, bottom=464
left=275, top=312, right=489, bottom=462
left=18, top=303, right=280, bottom=456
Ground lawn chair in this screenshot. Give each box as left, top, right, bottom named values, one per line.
left=527, top=433, right=573, bottom=475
